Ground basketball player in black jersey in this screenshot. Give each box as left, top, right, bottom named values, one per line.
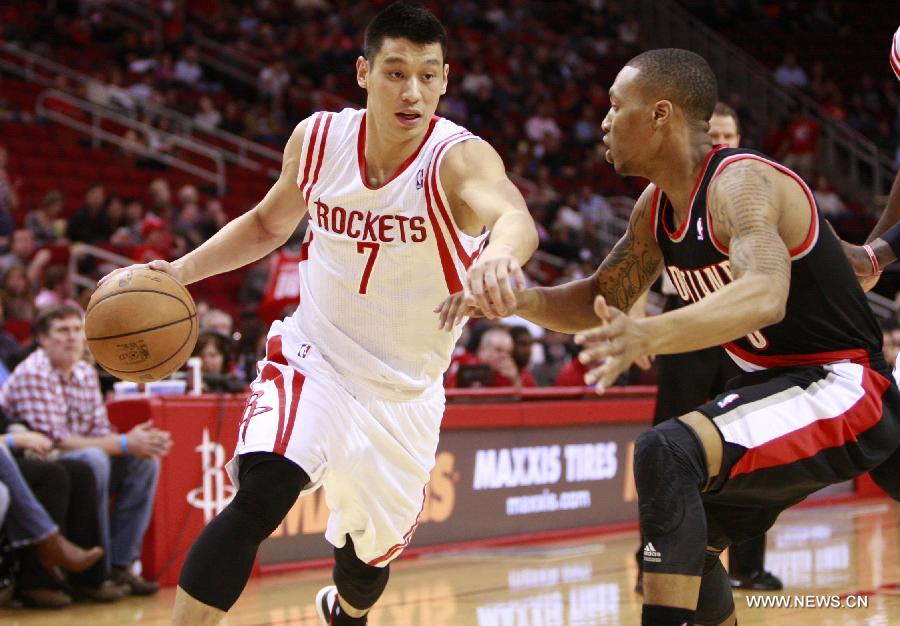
left=440, top=48, right=900, bottom=626
left=634, top=102, right=782, bottom=596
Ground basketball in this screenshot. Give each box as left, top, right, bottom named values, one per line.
left=85, top=268, right=199, bottom=383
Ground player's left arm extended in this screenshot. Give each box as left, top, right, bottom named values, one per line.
left=576, top=160, right=791, bottom=392
left=840, top=169, right=900, bottom=286
left=441, top=140, right=539, bottom=318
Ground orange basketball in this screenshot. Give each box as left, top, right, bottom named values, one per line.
left=85, top=269, right=199, bottom=383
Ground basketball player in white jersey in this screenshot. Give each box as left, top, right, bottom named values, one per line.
left=99, top=3, right=537, bottom=624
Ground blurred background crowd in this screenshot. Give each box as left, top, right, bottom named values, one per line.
left=0, top=0, right=893, bottom=395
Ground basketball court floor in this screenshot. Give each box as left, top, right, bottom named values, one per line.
left=2, top=499, right=897, bottom=625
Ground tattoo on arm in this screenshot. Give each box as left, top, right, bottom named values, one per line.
left=592, top=196, right=662, bottom=310
left=708, top=164, right=790, bottom=287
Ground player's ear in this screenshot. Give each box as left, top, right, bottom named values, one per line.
left=356, top=56, right=369, bottom=89
left=440, top=63, right=449, bottom=95
left=652, top=100, right=672, bottom=127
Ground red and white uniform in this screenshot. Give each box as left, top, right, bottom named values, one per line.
left=229, top=108, right=486, bottom=566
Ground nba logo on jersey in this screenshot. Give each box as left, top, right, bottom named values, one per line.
left=416, top=168, right=424, bottom=189
left=696, top=218, right=704, bottom=241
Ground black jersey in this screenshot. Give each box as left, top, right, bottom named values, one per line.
left=651, top=146, right=883, bottom=372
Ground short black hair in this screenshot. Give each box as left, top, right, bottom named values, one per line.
left=626, top=48, right=718, bottom=123
left=364, top=1, right=447, bottom=65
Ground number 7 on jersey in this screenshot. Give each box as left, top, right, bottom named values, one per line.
left=356, top=242, right=381, bottom=294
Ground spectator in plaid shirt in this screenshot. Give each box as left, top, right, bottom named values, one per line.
left=0, top=305, right=172, bottom=596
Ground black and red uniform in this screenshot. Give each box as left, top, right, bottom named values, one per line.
left=651, top=146, right=900, bottom=547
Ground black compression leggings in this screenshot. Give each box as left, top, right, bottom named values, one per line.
left=178, top=452, right=308, bottom=611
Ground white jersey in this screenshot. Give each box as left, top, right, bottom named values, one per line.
left=290, top=108, right=487, bottom=399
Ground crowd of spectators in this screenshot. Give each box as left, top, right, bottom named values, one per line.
left=2, top=1, right=898, bottom=397
left=689, top=0, right=899, bottom=166
left=2, top=0, right=655, bottom=263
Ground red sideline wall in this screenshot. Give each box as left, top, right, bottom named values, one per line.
left=107, top=386, right=870, bottom=587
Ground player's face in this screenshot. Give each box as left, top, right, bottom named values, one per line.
left=709, top=114, right=740, bottom=148
left=39, top=315, right=85, bottom=368
left=357, top=37, right=448, bottom=134
left=601, top=66, right=657, bottom=176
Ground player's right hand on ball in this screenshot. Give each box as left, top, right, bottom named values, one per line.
left=97, top=260, right=183, bottom=289
left=434, top=291, right=483, bottom=331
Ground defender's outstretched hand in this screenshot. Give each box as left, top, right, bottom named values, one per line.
left=434, top=290, right=483, bottom=331
left=465, top=252, right=526, bottom=319
left=575, top=295, right=651, bottom=394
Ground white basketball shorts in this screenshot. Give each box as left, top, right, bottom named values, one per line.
left=226, top=319, right=444, bottom=566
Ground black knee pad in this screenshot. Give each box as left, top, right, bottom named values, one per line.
left=179, top=453, right=308, bottom=611
left=333, top=536, right=389, bottom=611
left=233, top=452, right=308, bottom=542
left=634, top=420, right=709, bottom=576
left=695, top=550, right=735, bottom=626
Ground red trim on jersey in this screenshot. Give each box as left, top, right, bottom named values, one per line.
left=304, top=113, right=333, bottom=204
left=299, top=113, right=323, bottom=193
left=299, top=231, right=313, bottom=262
left=705, top=154, right=819, bottom=259
left=424, top=142, right=464, bottom=294
left=649, top=186, right=662, bottom=243
left=357, top=113, right=439, bottom=190
left=425, top=184, right=463, bottom=293
left=430, top=131, right=476, bottom=268
left=729, top=366, right=889, bottom=478
left=724, top=341, right=871, bottom=369
left=471, top=234, right=488, bottom=263
left=663, top=146, right=723, bottom=242
left=274, top=371, right=305, bottom=455
left=367, top=487, right=427, bottom=566
left=265, top=335, right=289, bottom=366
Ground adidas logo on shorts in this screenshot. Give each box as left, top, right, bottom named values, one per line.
left=643, top=542, right=662, bottom=563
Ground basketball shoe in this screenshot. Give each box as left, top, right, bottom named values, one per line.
left=316, top=585, right=368, bottom=625
left=316, top=586, right=339, bottom=625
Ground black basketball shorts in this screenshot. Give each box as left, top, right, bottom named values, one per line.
left=694, top=360, right=900, bottom=549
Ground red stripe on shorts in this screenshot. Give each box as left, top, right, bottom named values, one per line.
left=367, top=487, right=427, bottom=566
left=729, top=367, right=890, bottom=478
left=275, top=371, right=305, bottom=455
left=270, top=370, right=288, bottom=456
left=241, top=363, right=280, bottom=443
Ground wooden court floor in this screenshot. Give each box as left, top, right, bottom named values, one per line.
left=1, top=499, right=897, bottom=625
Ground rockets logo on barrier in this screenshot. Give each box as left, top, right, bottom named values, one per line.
left=186, top=428, right=236, bottom=523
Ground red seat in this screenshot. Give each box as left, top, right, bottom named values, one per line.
left=4, top=319, right=33, bottom=344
